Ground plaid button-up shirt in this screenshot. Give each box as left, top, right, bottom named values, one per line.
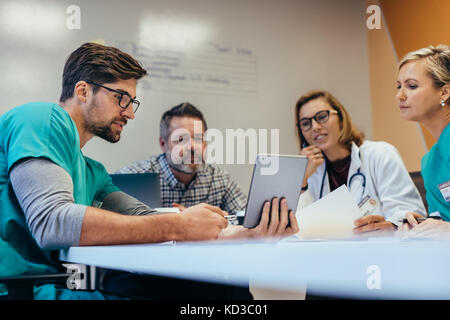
left=116, top=154, right=247, bottom=214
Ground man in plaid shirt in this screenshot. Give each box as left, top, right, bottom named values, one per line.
left=108, top=102, right=252, bottom=299
left=116, top=102, right=247, bottom=215
left=105, top=102, right=300, bottom=299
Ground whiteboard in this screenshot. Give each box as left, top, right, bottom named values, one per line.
left=0, top=0, right=371, bottom=196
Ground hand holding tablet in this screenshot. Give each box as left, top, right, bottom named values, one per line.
left=218, top=196, right=299, bottom=240
left=245, top=197, right=299, bottom=238
left=243, top=154, right=308, bottom=229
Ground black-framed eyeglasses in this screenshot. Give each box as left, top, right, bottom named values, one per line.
left=86, top=80, right=140, bottom=113
left=297, top=110, right=338, bottom=132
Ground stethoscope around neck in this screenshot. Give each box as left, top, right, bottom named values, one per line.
left=318, top=152, right=367, bottom=201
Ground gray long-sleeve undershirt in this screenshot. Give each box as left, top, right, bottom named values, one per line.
left=10, top=158, right=156, bottom=250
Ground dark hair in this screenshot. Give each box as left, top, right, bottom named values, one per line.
left=160, top=102, right=208, bottom=140
left=295, top=90, right=364, bottom=150
left=59, top=42, right=147, bottom=102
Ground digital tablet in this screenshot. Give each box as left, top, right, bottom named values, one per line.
left=243, top=154, right=308, bottom=228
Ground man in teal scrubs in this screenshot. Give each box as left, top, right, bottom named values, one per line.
left=0, top=43, right=299, bottom=299
left=0, top=42, right=150, bottom=299
left=0, top=102, right=122, bottom=299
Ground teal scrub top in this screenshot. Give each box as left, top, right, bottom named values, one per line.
left=421, top=123, right=450, bottom=220
left=0, top=102, right=119, bottom=278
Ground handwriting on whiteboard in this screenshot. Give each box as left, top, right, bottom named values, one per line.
left=110, top=40, right=257, bottom=98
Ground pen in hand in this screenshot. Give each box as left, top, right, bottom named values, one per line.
left=225, top=215, right=239, bottom=225
left=402, top=216, right=442, bottom=224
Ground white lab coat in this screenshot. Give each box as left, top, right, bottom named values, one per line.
left=298, top=140, right=427, bottom=226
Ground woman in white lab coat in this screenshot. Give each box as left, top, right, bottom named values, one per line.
left=296, top=90, right=426, bottom=235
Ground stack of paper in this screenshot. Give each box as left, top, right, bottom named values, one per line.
left=295, top=185, right=362, bottom=239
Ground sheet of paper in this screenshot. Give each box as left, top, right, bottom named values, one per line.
left=154, top=207, right=180, bottom=213
left=295, top=185, right=362, bottom=239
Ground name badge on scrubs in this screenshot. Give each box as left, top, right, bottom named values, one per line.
left=438, top=181, right=450, bottom=202
left=357, top=195, right=378, bottom=215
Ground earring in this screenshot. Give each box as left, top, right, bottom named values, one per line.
left=442, top=100, right=446, bottom=107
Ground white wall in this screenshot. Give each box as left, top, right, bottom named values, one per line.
left=0, top=0, right=371, bottom=195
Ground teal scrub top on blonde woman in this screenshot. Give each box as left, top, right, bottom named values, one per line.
left=421, top=123, right=450, bottom=220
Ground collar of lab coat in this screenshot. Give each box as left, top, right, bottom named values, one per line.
left=309, top=141, right=363, bottom=196
left=348, top=141, right=362, bottom=177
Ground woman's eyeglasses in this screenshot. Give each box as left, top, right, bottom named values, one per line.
left=297, top=110, right=338, bottom=132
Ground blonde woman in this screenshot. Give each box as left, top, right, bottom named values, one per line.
left=296, top=90, right=426, bottom=235
left=396, top=45, right=450, bottom=239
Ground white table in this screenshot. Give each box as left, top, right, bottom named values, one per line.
left=59, top=237, right=450, bottom=299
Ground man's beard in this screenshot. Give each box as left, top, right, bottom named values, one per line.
left=165, top=150, right=204, bottom=174
left=85, top=99, right=125, bottom=143
left=90, top=124, right=120, bottom=143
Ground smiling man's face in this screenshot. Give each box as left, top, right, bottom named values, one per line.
left=161, top=116, right=206, bottom=174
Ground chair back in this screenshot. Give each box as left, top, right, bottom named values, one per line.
left=409, top=171, right=428, bottom=213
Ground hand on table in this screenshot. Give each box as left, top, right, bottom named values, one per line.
left=177, top=203, right=228, bottom=241
left=395, top=212, right=423, bottom=237
left=396, top=212, right=450, bottom=240
left=353, top=215, right=396, bottom=237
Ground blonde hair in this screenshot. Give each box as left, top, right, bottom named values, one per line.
left=295, top=90, right=364, bottom=150
left=399, top=44, right=450, bottom=89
